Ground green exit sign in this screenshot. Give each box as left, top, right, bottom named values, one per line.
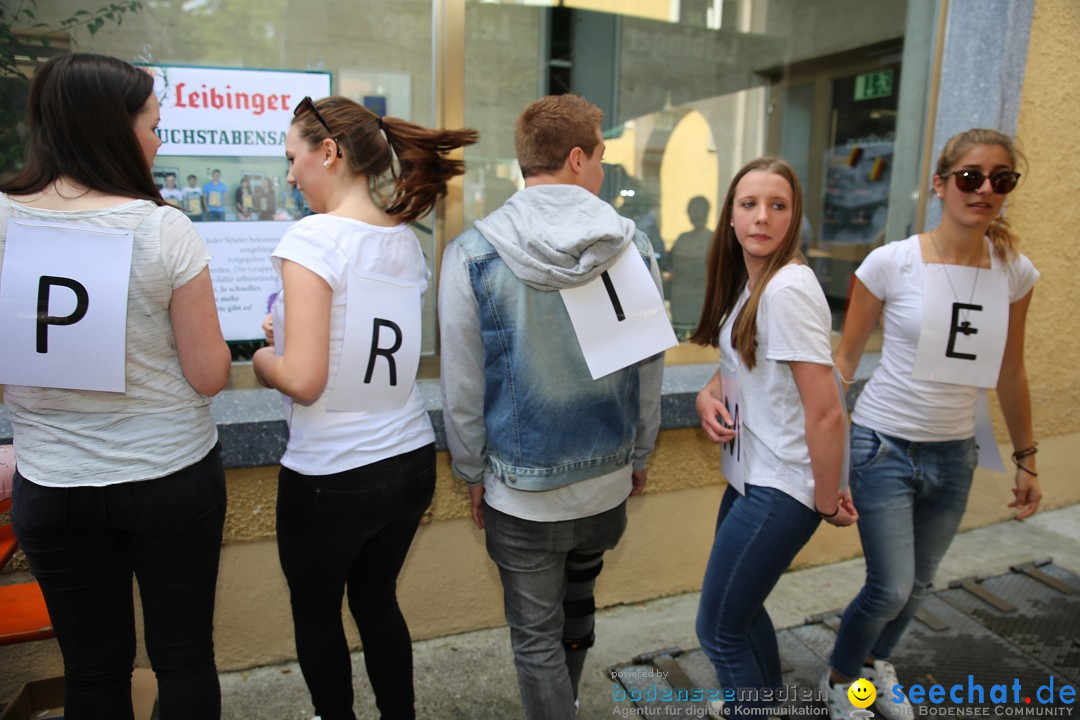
left=854, top=69, right=894, bottom=101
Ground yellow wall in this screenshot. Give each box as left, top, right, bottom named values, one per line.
left=1004, top=0, right=1080, bottom=439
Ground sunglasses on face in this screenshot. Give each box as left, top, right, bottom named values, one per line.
left=293, top=96, right=342, bottom=157
left=940, top=168, right=1020, bottom=194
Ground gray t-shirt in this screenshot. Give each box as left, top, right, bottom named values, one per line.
left=0, top=195, right=217, bottom=486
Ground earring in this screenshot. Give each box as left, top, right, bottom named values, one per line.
left=323, top=160, right=330, bottom=168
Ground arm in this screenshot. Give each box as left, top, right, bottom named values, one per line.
left=996, top=288, right=1040, bottom=520
left=438, top=243, right=488, bottom=528
left=834, top=278, right=882, bottom=386
left=252, top=260, right=331, bottom=404
left=790, top=361, right=857, bottom=527
left=170, top=267, right=231, bottom=396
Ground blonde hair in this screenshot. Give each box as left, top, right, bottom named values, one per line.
left=690, top=158, right=805, bottom=369
left=936, top=128, right=1026, bottom=262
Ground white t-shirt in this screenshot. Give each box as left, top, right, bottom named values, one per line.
left=271, top=214, right=435, bottom=475
left=852, top=235, right=1038, bottom=441
left=0, top=195, right=218, bottom=486
left=721, top=264, right=834, bottom=511
left=483, top=465, right=632, bottom=522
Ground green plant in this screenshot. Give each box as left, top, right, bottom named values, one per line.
left=0, top=0, right=143, bottom=174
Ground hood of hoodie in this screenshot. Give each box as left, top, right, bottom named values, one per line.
left=473, top=184, right=639, bottom=291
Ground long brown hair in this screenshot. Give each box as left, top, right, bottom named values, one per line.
left=936, top=128, right=1025, bottom=262
left=689, top=158, right=805, bottom=369
left=0, top=53, right=164, bottom=204
left=292, top=97, right=478, bottom=225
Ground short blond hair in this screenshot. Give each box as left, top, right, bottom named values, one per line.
left=514, top=94, right=603, bottom=178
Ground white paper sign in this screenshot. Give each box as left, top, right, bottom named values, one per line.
left=974, top=389, right=1007, bottom=472
left=326, top=270, right=422, bottom=413
left=0, top=219, right=134, bottom=392
left=201, top=221, right=283, bottom=341
left=559, top=246, right=677, bottom=380
left=719, top=365, right=745, bottom=495
left=148, top=65, right=332, bottom=157
left=912, top=266, right=1009, bottom=388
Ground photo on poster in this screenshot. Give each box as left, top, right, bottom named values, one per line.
left=141, top=65, right=332, bottom=341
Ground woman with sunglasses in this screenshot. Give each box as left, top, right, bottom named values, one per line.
left=821, top=129, right=1040, bottom=719
left=252, top=96, right=475, bottom=720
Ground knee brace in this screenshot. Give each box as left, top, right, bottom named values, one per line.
left=562, top=629, right=596, bottom=652
left=565, top=550, right=604, bottom=583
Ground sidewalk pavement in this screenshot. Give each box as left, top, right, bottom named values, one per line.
left=218, top=503, right=1080, bottom=720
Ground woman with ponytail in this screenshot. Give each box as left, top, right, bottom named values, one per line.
left=252, top=97, right=476, bottom=720
left=821, top=129, right=1040, bottom=720
left=692, top=158, right=857, bottom=716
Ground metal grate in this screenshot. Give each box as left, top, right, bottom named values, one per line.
left=611, top=561, right=1080, bottom=715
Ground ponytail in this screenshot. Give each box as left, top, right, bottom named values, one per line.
left=381, top=119, right=479, bottom=225
left=292, top=96, right=478, bottom=225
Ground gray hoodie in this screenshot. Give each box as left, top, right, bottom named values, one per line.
left=473, top=184, right=640, bottom=290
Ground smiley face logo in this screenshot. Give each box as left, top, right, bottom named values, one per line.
left=847, top=678, right=876, bottom=708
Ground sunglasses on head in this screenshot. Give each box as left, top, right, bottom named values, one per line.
left=940, top=168, right=1020, bottom=194
left=293, top=96, right=342, bottom=157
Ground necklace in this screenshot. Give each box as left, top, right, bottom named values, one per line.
left=929, top=228, right=983, bottom=334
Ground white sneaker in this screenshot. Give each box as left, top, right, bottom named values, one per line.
left=821, top=671, right=860, bottom=720
left=865, top=660, right=912, bottom=720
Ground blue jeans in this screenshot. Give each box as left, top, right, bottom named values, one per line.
left=11, top=444, right=226, bottom=720
left=696, top=484, right=820, bottom=713
left=276, top=444, right=436, bottom=720
left=829, top=424, right=976, bottom=679
left=484, top=501, right=627, bottom=720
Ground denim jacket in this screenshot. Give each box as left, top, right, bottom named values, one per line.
left=439, top=185, right=664, bottom=492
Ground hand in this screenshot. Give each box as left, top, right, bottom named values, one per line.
left=819, top=491, right=858, bottom=527
left=0, top=445, right=15, bottom=502
left=1008, top=467, right=1041, bottom=521
left=469, top=484, right=486, bottom=530
left=696, top=386, right=736, bottom=445
left=630, top=469, right=648, bottom=496
left=262, top=313, right=274, bottom=344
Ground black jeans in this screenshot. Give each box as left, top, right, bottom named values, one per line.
left=11, top=443, right=226, bottom=720
left=276, top=443, right=436, bottom=720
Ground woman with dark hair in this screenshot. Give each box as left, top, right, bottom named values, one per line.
left=822, top=129, right=1040, bottom=720
left=0, top=53, right=230, bottom=719
left=252, top=97, right=476, bottom=720
left=691, top=158, right=857, bottom=716
left=235, top=174, right=255, bottom=220
left=256, top=175, right=277, bottom=220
